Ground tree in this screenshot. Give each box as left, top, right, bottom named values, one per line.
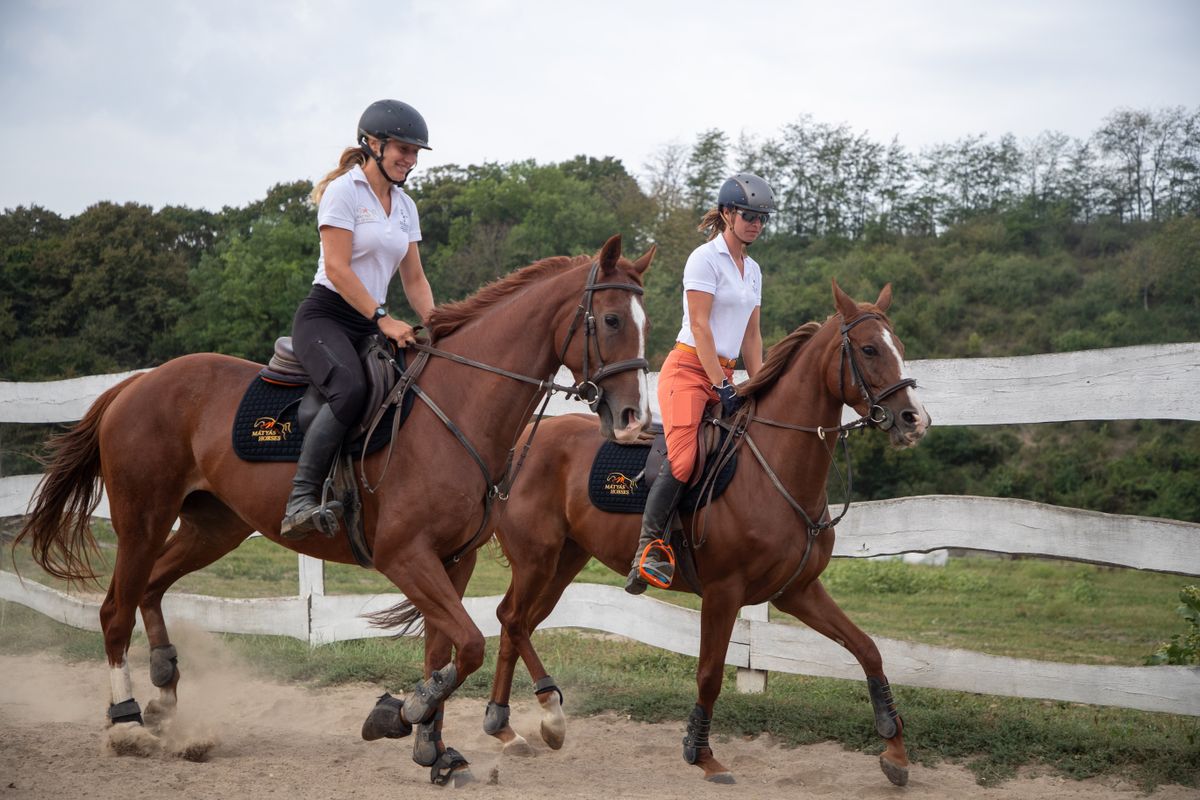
left=685, top=129, right=730, bottom=213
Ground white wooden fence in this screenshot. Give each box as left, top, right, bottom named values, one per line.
left=2, top=343, right=1199, bottom=717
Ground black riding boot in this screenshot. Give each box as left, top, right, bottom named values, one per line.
left=625, top=463, right=688, bottom=595
left=280, top=404, right=349, bottom=539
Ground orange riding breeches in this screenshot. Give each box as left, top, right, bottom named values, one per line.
left=658, top=347, right=734, bottom=482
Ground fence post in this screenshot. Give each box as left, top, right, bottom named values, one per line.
left=736, top=603, right=768, bottom=693
left=298, top=554, right=325, bottom=646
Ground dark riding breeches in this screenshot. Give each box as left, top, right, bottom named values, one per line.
left=292, top=285, right=377, bottom=427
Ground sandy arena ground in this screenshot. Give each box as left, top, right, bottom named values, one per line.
left=1, top=626, right=1196, bottom=800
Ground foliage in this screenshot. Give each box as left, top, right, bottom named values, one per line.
left=1146, top=585, right=1200, bottom=665
left=2, top=106, right=1199, bottom=527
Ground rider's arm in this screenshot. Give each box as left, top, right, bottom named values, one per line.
left=686, top=290, right=731, bottom=387
left=320, top=225, right=378, bottom=319
left=396, top=243, right=435, bottom=323
left=740, top=306, right=764, bottom=378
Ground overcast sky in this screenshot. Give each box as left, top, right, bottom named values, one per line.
left=2, top=0, right=1197, bottom=216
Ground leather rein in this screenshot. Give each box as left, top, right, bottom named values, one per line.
left=708, top=312, right=917, bottom=602
left=361, top=260, right=647, bottom=567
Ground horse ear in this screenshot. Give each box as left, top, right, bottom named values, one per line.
left=630, top=244, right=656, bottom=276
left=875, top=283, right=893, bottom=312
left=598, top=234, right=623, bottom=275
left=832, top=278, right=858, bottom=320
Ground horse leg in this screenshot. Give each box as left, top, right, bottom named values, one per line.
left=684, top=588, right=742, bottom=784
left=99, top=497, right=182, bottom=727
left=771, top=578, right=909, bottom=786
left=415, top=551, right=476, bottom=786
left=487, top=541, right=589, bottom=753
left=364, top=548, right=478, bottom=786
left=139, top=494, right=251, bottom=723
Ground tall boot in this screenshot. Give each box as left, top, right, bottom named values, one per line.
left=280, top=404, right=349, bottom=539
left=625, top=462, right=688, bottom=595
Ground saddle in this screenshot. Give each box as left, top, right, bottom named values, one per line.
left=233, top=334, right=424, bottom=568
left=588, top=407, right=742, bottom=597
left=588, top=412, right=738, bottom=515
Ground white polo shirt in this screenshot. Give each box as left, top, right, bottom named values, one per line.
left=312, top=164, right=422, bottom=304
left=675, top=235, right=762, bottom=361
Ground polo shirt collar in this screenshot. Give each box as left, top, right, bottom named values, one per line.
left=349, top=164, right=402, bottom=198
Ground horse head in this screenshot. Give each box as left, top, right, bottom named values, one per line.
left=558, top=234, right=654, bottom=443
left=829, top=279, right=931, bottom=447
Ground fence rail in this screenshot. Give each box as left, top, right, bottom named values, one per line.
left=2, top=343, right=1199, bottom=716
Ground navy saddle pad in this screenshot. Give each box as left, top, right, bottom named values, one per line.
left=231, top=377, right=412, bottom=462
left=587, top=438, right=737, bottom=514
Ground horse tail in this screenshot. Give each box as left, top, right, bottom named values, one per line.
left=364, top=599, right=425, bottom=637
left=13, top=374, right=144, bottom=585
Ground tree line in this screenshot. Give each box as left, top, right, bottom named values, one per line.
left=1, top=106, right=1197, bottom=521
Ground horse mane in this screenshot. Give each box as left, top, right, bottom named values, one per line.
left=737, top=320, right=823, bottom=399
left=426, top=254, right=592, bottom=339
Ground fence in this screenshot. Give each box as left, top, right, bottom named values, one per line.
left=2, top=343, right=1199, bottom=716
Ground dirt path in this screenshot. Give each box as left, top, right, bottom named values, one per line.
left=1, top=628, right=1196, bottom=800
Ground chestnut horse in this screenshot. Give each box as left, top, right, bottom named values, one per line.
left=16, top=235, right=653, bottom=784
left=483, top=281, right=931, bottom=786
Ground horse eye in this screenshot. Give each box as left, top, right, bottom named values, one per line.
left=862, top=345, right=878, bottom=356
left=604, top=314, right=620, bottom=329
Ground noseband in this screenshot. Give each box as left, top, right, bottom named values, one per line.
left=558, top=260, right=649, bottom=411
left=838, top=313, right=917, bottom=432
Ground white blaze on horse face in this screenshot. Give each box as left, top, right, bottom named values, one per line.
left=881, top=329, right=931, bottom=431
left=110, top=659, right=134, bottom=705
left=631, top=296, right=651, bottom=423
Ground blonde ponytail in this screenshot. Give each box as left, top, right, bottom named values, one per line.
left=697, top=207, right=730, bottom=241
left=311, top=147, right=368, bottom=203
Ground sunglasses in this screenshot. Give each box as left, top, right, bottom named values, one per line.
left=736, top=209, right=770, bottom=225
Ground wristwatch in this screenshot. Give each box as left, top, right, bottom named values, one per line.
left=372, top=306, right=388, bottom=321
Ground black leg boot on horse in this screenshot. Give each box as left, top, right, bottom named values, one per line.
left=280, top=404, right=348, bottom=539
left=625, top=461, right=687, bottom=594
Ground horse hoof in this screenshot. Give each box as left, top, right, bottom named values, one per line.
left=879, top=754, right=909, bottom=786
left=430, top=747, right=471, bottom=786
left=104, top=722, right=161, bottom=757
left=361, top=693, right=412, bottom=741
left=501, top=736, right=534, bottom=757
left=540, top=719, right=565, bottom=750
left=143, top=698, right=176, bottom=729
left=445, top=767, right=474, bottom=787
left=705, top=772, right=736, bottom=784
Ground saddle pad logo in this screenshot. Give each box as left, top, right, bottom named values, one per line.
left=251, top=416, right=293, bottom=443
left=604, top=471, right=637, bottom=495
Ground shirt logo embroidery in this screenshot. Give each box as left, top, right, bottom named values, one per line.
left=355, top=205, right=377, bottom=223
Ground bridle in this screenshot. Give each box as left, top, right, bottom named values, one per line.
left=362, top=259, right=648, bottom=566
left=554, top=259, right=650, bottom=411
left=837, top=313, right=916, bottom=432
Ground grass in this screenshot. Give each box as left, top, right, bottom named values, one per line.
left=6, top=522, right=1185, bottom=666
left=3, top=522, right=1199, bottom=788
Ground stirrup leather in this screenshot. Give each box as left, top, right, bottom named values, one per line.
left=637, top=538, right=675, bottom=589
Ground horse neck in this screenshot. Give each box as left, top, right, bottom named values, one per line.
left=749, top=320, right=844, bottom=499
left=421, top=271, right=579, bottom=454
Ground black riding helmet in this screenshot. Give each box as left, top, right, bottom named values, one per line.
left=357, top=99, right=431, bottom=186
left=717, top=173, right=776, bottom=214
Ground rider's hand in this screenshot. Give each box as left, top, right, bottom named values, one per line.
left=378, top=315, right=418, bottom=347
left=713, top=380, right=743, bottom=416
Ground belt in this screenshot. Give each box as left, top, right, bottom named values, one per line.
left=674, top=342, right=737, bottom=370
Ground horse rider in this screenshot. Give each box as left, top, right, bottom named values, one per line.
left=280, top=99, right=436, bottom=539
left=625, top=173, right=774, bottom=593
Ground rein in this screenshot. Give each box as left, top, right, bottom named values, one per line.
left=362, top=260, right=648, bottom=567
left=714, top=312, right=918, bottom=602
